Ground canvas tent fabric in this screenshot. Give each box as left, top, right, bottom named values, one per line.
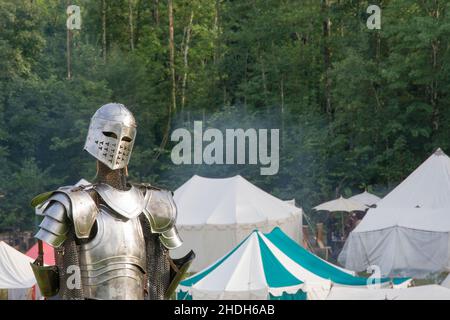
left=339, top=148, right=450, bottom=277
left=26, top=241, right=55, bottom=266
left=177, top=231, right=305, bottom=300
left=177, top=228, right=408, bottom=300
left=313, top=196, right=367, bottom=212
left=349, top=191, right=381, bottom=207
left=171, top=175, right=302, bottom=272
left=327, top=285, right=450, bottom=300
left=442, top=274, right=450, bottom=289
left=264, top=228, right=409, bottom=288
left=0, top=242, right=36, bottom=289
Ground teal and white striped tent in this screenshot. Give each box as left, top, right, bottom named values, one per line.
left=177, top=228, right=410, bottom=300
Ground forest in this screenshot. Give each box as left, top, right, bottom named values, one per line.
left=0, top=0, right=449, bottom=231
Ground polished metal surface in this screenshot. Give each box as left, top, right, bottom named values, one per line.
left=95, top=183, right=145, bottom=219
left=34, top=181, right=185, bottom=299
left=84, top=103, right=137, bottom=170
left=43, top=201, right=68, bottom=222
left=35, top=196, right=70, bottom=247
left=39, top=212, right=69, bottom=236
left=35, top=228, right=66, bottom=248
left=79, top=205, right=146, bottom=300
left=56, top=188, right=99, bottom=239
left=143, top=189, right=177, bottom=233
left=159, top=226, right=183, bottom=250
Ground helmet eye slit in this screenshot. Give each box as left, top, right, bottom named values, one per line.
left=121, top=136, right=132, bottom=142
left=103, top=131, right=118, bottom=139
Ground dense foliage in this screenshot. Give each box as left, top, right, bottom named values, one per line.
left=0, top=0, right=449, bottom=230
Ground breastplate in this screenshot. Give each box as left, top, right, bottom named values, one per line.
left=78, top=204, right=146, bottom=300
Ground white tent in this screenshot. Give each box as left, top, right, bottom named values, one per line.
left=0, top=241, right=36, bottom=289
left=178, top=228, right=408, bottom=300
left=177, top=231, right=307, bottom=300
left=339, top=148, right=450, bottom=277
left=171, top=175, right=302, bottom=272
left=327, top=285, right=450, bottom=300
left=349, top=191, right=381, bottom=207
left=442, top=274, right=450, bottom=289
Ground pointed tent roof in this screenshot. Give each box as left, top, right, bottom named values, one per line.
left=174, top=175, right=301, bottom=226
left=350, top=191, right=381, bottom=207
left=354, top=148, right=450, bottom=232
left=264, top=228, right=408, bottom=287
left=0, top=242, right=36, bottom=289
left=178, top=228, right=407, bottom=299
left=178, top=230, right=305, bottom=299
left=378, top=148, right=450, bottom=210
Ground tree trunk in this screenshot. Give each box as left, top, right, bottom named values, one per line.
left=428, top=2, right=440, bottom=134
left=66, top=0, right=72, bottom=79
left=128, top=0, right=135, bottom=51
left=135, top=0, right=142, bottom=47
left=322, top=0, right=332, bottom=118
left=213, top=0, right=220, bottom=65
left=259, top=52, right=268, bottom=104
left=168, top=0, right=176, bottom=112
left=280, top=76, right=285, bottom=113
left=181, top=11, right=194, bottom=110
left=102, top=0, right=107, bottom=62
left=153, top=0, right=159, bottom=26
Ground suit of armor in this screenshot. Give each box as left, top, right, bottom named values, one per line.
left=31, top=103, right=194, bottom=300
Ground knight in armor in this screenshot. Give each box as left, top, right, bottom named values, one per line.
left=30, top=103, right=194, bottom=300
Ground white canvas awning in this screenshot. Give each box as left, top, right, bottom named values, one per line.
left=313, top=196, right=367, bottom=212
left=0, top=242, right=36, bottom=289
left=171, top=175, right=302, bottom=272
left=349, top=191, right=381, bottom=207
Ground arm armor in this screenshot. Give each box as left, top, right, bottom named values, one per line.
left=35, top=201, right=69, bottom=248
left=35, top=187, right=98, bottom=247
left=139, top=184, right=183, bottom=250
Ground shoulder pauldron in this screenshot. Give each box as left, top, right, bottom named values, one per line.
left=140, top=185, right=177, bottom=233
left=43, top=186, right=99, bottom=239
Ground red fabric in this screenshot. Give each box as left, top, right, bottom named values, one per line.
left=26, top=241, right=55, bottom=265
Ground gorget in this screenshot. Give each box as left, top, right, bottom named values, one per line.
left=94, top=183, right=145, bottom=219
